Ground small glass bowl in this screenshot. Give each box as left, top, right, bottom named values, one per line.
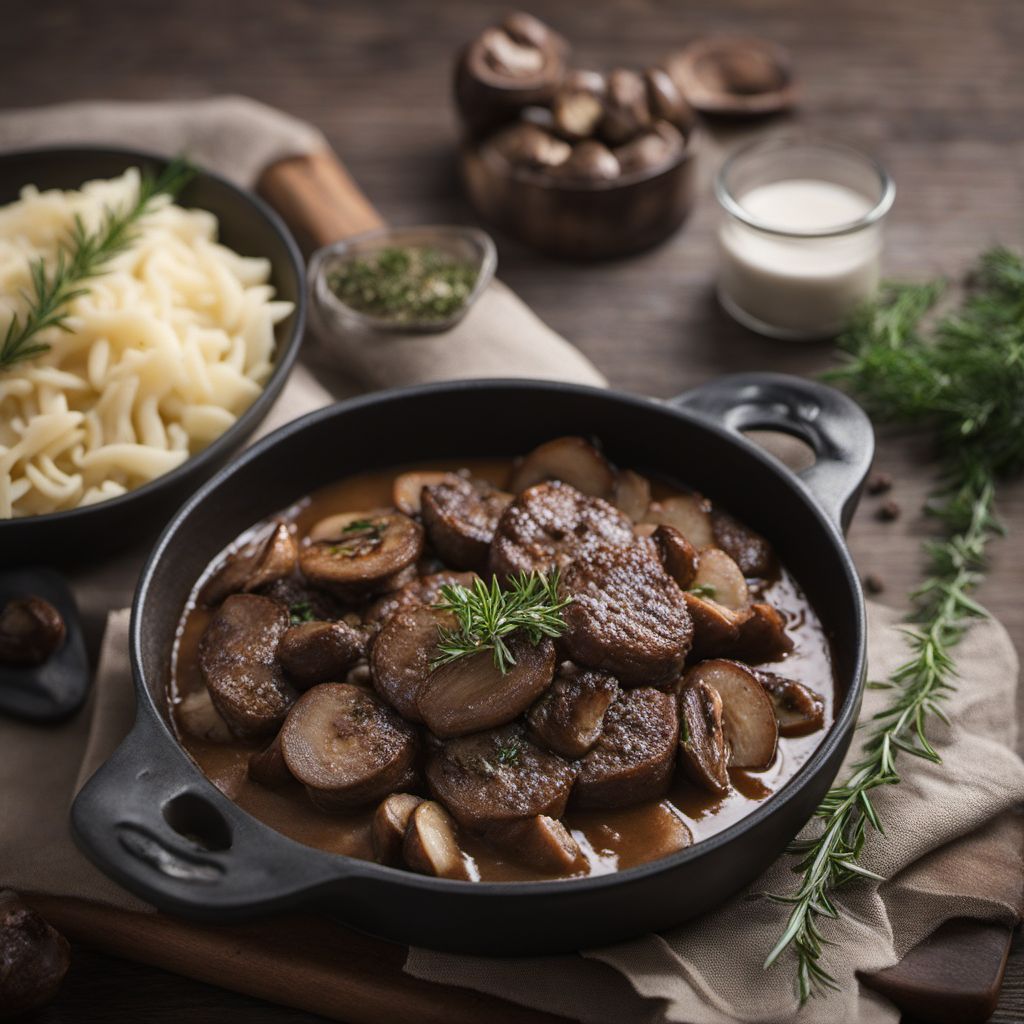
left=309, top=225, right=497, bottom=336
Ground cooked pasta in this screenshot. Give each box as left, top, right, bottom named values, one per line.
left=0, top=168, right=292, bottom=517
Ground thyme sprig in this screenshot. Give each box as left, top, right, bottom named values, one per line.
left=0, top=157, right=196, bottom=372
left=765, top=248, right=1024, bottom=1003
left=432, top=570, right=572, bottom=675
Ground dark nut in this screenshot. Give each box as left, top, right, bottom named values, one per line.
left=559, top=139, right=621, bottom=181
left=0, top=596, right=66, bottom=667
left=615, top=120, right=685, bottom=174
left=877, top=500, right=901, bottom=522
left=551, top=69, right=606, bottom=140
left=491, top=122, right=571, bottom=169
left=0, top=890, right=70, bottom=1017
left=867, top=472, right=893, bottom=495
left=599, top=68, right=651, bottom=145
left=501, top=11, right=554, bottom=50
left=480, top=27, right=545, bottom=78
left=644, top=67, right=696, bottom=135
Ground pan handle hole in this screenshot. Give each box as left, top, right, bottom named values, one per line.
left=163, top=792, right=232, bottom=852
left=742, top=429, right=817, bottom=473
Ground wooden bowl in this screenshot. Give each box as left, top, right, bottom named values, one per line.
left=460, top=132, right=697, bottom=260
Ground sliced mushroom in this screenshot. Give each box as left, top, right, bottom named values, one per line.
left=372, top=792, right=424, bottom=866
left=642, top=493, right=714, bottom=547
left=177, top=687, right=233, bottom=744
left=418, top=635, right=555, bottom=739
left=574, top=687, right=679, bottom=808
left=277, top=620, right=367, bottom=689
left=599, top=68, right=652, bottom=145
left=403, top=801, right=470, bottom=880
left=490, top=481, right=634, bottom=579
left=755, top=671, right=825, bottom=737
left=678, top=681, right=730, bottom=796
left=612, top=468, right=652, bottom=521
left=560, top=540, right=692, bottom=686
left=691, top=547, right=750, bottom=611
left=508, top=436, right=616, bottom=497
left=711, top=509, right=777, bottom=579
left=300, top=511, right=424, bottom=600
left=248, top=733, right=292, bottom=786
left=260, top=577, right=346, bottom=624
left=0, top=890, right=70, bottom=1018
left=370, top=605, right=456, bottom=722
left=0, top=597, right=65, bottom=667
left=199, top=522, right=297, bottom=607
left=652, top=524, right=698, bottom=589
left=426, top=724, right=575, bottom=830
left=733, top=602, right=794, bottom=664
left=393, top=471, right=460, bottom=516
left=485, top=815, right=583, bottom=873
left=364, top=570, right=478, bottom=626
left=198, top=594, right=295, bottom=739
left=683, top=592, right=744, bottom=661
left=280, top=683, right=418, bottom=811
left=421, top=476, right=512, bottom=572
left=527, top=665, right=619, bottom=759
left=685, top=660, right=778, bottom=771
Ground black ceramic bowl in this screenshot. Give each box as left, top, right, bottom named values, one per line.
left=72, top=374, right=873, bottom=955
left=0, top=146, right=305, bottom=565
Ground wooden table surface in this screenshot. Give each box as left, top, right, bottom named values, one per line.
left=4, top=0, right=1021, bottom=1021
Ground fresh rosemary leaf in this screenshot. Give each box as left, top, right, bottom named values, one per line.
left=765, top=248, right=1024, bottom=1002
left=0, top=156, right=196, bottom=372
left=432, top=570, right=572, bottom=675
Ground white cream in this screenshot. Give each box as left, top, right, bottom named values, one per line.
left=718, top=179, right=882, bottom=340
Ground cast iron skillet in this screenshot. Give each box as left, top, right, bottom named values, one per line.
left=72, top=373, right=873, bottom=955
left=0, top=146, right=306, bottom=566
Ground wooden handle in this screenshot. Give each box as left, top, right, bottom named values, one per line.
left=258, top=149, right=385, bottom=252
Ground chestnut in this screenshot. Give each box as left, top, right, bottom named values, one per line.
left=551, top=69, right=607, bottom=140
left=0, top=596, right=65, bottom=667
left=598, top=68, right=651, bottom=145
left=490, top=122, right=571, bottom=171
left=615, top=120, right=685, bottom=175
left=558, top=139, right=621, bottom=182
left=644, top=67, right=696, bottom=136
left=0, top=890, right=70, bottom=1018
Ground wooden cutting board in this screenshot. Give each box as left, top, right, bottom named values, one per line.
left=40, top=146, right=1013, bottom=1024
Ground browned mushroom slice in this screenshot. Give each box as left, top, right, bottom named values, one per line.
left=652, top=524, right=698, bottom=589
left=418, top=636, right=556, bottom=739
left=691, top=547, right=750, bottom=611
left=364, top=570, right=478, bottom=625
left=612, top=468, right=652, bottom=521
left=642, top=493, right=714, bottom=547
left=485, top=815, right=583, bottom=873
left=277, top=620, right=367, bottom=689
left=685, top=660, right=778, bottom=771
left=527, top=666, right=619, bottom=759
left=574, top=687, right=679, bottom=809
left=370, top=605, right=455, bottom=721
left=372, top=792, right=424, bottom=865
left=733, top=602, right=794, bottom=664
left=421, top=476, right=512, bottom=572
left=199, top=522, right=297, bottom=607
left=0, top=890, right=70, bottom=1018
left=0, top=596, right=65, bottom=666
left=392, top=471, right=460, bottom=516
left=711, top=509, right=778, bottom=579
left=490, top=481, right=634, bottom=579
left=678, top=681, right=730, bottom=796
left=509, top=436, right=616, bottom=497
left=560, top=540, right=692, bottom=686
left=300, top=511, right=424, bottom=600
left=177, top=687, right=233, bottom=744
left=755, top=671, right=825, bottom=737
left=260, top=577, right=347, bottom=624
left=248, top=733, right=292, bottom=786
left=683, top=592, right=744, bottom=661
left=403, top=801, right=470, bottom=880
left=280, top=683, right=418, bottom=811
left=199, top=594, right=295, bottom=739
left=426, top=725, right=576, bottom=830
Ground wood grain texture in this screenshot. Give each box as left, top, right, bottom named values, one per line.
left=1, top=0, right=1021, bottom=1022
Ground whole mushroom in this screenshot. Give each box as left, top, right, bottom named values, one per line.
left=599, top=68, right=652, bottom=145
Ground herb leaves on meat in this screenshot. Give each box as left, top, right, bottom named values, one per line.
left=765, top=247, right=1024, bottom=1003
left=433, top=571, right=572, bottom=675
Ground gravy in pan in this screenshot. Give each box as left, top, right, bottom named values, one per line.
left=170, top=453, right=836, bottom=883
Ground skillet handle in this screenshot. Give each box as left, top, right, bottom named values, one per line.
left=71, top=712, right=344, bottom=919
left=669, top=372, right=874, bottom=532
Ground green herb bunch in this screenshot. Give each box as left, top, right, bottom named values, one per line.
left=433, top=570, right=572, bottom=674
left=0, top=158, right=196, bottom=372
left=765, top=248, right=1024, bottom=1002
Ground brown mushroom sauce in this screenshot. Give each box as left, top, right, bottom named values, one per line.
left=170, top=445, right=835, bottom=884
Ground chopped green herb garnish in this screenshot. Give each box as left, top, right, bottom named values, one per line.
left=343, top=518, right=377, bottom=533
left=289, top=601, right=315, bottom=625
left=688, top=583, right=717, bottom=599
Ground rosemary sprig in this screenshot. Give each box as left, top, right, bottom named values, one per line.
left=765, top=248, right=1024, bottom=1003
left=0, top=157, right=196, bottom=372
left=433, top=570, right=572, bottom=674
